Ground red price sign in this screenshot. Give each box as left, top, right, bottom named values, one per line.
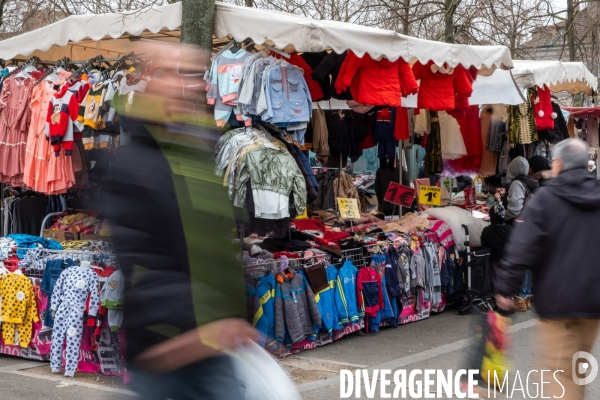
left=384, top=182, right=416, bottom=208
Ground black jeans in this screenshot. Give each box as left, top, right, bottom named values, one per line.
left=132, top=355, right=244, bottom=400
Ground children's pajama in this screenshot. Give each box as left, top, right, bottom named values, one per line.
left=50, top=266, right=99, bottom=376
left=0, top=273, right=38, bottom=348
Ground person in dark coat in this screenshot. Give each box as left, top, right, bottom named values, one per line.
left=480, top=204, right=512, bottom=262
left=494, top=139, right=600, bottom=400
left=100, top=46, right=256, bottom=399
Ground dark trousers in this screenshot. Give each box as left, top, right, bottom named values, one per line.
left=132, top=355, right=244, bottom=400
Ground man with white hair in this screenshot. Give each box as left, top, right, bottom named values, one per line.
left=495, top=139, right=600, bottom=400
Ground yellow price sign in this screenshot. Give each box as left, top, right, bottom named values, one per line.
left=337, top=198, right=360, bottom=219
left=419, top=186, right=442, bottom=206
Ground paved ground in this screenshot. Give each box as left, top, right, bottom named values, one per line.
left=0, top=309, right=599, bottom=399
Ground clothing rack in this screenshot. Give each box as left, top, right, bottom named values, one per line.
left=4, top=56, right=39, bottom=79
left=67, top=55, right=103, bottom=81
left=34, top=58, right=70, bottom=86
left=261, top=43, right=290, bottom=59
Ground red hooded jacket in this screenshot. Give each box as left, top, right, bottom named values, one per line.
left=412, top=61, right=473, bottom=111
left=334, top=51, right=419, bottom=107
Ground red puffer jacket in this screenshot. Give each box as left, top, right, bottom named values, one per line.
left=412, top=61, right=473, bottom=111
left=334, top=51, right=419, bottom=107
left=448, top=66, right=478, bottom=119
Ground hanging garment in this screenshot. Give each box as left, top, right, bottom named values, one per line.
left=448, top=66, right=478, bottom=119
left=325, top=109, right=354, bottom=161
left=206, top=49, right=252, bottom=127
left=0, top=273, right=38, bottom=348
left=41, top=258, right=75, bottom=328
left=371, top=107, right=397, bottom=166
left=412, top=61, right=473, bottom=112
left=279, top=52, right=324, bottom=102
left=78, top=82, right=108, bottom=150
left=0, top=76, right=33, bottom=185
left=252, top=274, right=277, bottom=348
left=312, top=51, right=352, bottom=100
left=531, top=85, right=555, bottom=131
left=335, top=51, right=419, bottom=107
left=479, top=107, right=500, bottom=178
left=487, top=105, right=508, bottom=152
left=448, top=106, right=482, bottom=173
left=274, top=270, right=321, bottom=344
left=309, top=107, right=329, bottom=164
left=508, top=94, right=538, bottom=145
left=356, top=266, right=383, bottom=331
left=50, top=266, right=100, bottom=376
left=100, top=269, right=125, bottom=332
left=439, top=111, right=467, bottom=160
left=300, top=51, right=330, bottom=101
left=414, top=109, right=430, bottom=136
left=335, top=260, right=360, bottom=325
left=425, top=112, right=443, bottom=174
left=23, top=78, right=62, bottom=192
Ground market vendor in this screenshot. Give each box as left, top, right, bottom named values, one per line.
left=528, top=155, right=552, bottom=186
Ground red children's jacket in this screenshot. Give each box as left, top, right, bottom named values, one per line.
left=412, top=61, right=473, bottom=112
left=335, top=51, right=419, bottom=107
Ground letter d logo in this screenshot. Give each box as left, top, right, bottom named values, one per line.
left=572, top=351, right=598, bottom=385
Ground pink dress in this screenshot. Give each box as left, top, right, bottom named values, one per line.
left=23, top=80, right=55, bottom=192
left=0, top=76, right=33, bottom=185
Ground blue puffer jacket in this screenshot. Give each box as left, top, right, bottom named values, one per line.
left=253, top=275, right=277, bottom=349
left=293, top=143, right=319, bottom=192
left=335, top=260, right=361, bottom=325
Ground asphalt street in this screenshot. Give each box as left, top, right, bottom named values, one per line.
left=0, top=310, right=598, bottom=400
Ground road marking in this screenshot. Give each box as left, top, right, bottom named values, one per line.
left=296, top=318, right=538, bottom=393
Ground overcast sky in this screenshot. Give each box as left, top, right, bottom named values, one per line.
left=552, top=0, right=566, bottom=9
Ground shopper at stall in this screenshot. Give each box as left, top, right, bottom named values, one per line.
left=504, top=156, right=538, bottom=224
left=480, top=204, right=512, bottom=264
left=588, top=160, right=597, bottom=178
left=495, top=139, right=600, bottom=400
left=101, top=45, right=257, bottom=399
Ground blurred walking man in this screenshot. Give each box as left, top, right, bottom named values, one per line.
left=495, top=139, right=600, bottom=400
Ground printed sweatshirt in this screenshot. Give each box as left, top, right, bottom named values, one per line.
left=46, top=86, right=79, bottom=156
left=207, top=49, right=252, bottom=126
left=0, top=273, right=38, bottom=325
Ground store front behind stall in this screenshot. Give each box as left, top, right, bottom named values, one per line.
left=1, top=0, right=597, bottom=375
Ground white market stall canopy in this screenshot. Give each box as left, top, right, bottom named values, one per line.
left=456, top=60, right=599, bottom=106
left=511, top=60, right=597, bottom=94
left=0, top=2, right=513, bottom=70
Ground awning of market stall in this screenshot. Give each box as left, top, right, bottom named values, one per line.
left=563, top=107, right=600, bottom=117
left=511, top=60, right=598, bottom=94
left=0, top=2, right=513, bottom=70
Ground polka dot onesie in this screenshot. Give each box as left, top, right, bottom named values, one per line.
left=50, top=266, right=99, bottom=377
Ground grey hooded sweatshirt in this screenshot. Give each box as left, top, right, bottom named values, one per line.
left=505, top=157, right=538, bottom=220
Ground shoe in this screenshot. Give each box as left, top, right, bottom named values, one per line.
left=514, top=296, right=527, bottom=312
left=526, top=296, right=533, bottom=310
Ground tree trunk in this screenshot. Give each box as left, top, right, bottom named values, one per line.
left=444, top=0, right=455, bottom=44
left=181, top=0, right=215, bottom=53
left=245, top=0, right=254, bottom=7
left=402, top=0, right=410, bottom=36
left=566, top=0, right=576, bottom=62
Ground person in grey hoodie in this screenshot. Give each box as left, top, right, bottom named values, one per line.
left=504, top=156, right=539, bottom=223
left=503, top=156, right=539, bottom=311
